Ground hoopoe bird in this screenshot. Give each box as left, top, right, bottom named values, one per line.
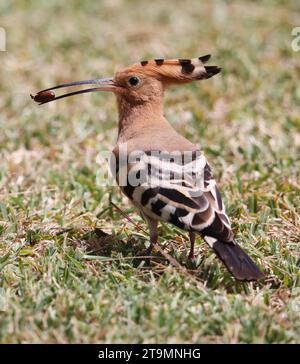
left=32, top=55, right=264, bottom=281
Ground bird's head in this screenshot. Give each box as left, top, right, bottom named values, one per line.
left=31, top=55, right=221, bottom=106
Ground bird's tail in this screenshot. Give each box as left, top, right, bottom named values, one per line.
left=203, top=236, right=264, bottom=281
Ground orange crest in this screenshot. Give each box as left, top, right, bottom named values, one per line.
left=126, top=55, right=221, bottom=83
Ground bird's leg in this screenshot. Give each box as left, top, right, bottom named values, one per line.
left=145, top=218, right=158, bottom=264
left=188, top=232, right=196, bottom=260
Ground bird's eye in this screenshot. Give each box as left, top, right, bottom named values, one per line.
left=128, top=76, right=140, bottom=86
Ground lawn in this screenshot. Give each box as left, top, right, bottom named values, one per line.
left=0, top=0, right=300, bottom=343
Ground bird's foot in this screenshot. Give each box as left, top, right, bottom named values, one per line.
left=141, top=246, right=153, bottom=266
left=188, top=252, right=195, bottom=261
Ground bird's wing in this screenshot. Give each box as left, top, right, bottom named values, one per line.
left=116, top=150, right=264, bottom=281
left=118, top=150, right=234, bottom=242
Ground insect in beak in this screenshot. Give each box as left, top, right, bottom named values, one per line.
left=30, top=77, right=116, bottom=105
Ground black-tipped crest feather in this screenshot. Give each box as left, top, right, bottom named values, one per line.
left=199, top=54, right=211, bottom=63
left=204, top=65, right=222, bottom=78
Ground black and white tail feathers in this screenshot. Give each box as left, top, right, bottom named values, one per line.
left=204, top=236, right=264, bottom=281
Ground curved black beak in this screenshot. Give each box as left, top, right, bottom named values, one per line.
left=31, top=77, right=115, bottom=105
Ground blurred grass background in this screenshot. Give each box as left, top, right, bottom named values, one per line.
left=0, top=0, right=300, bottom=343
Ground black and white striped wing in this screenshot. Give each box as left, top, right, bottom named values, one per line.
left=115, top=150, right=264, bottom=281
left=118, top=150, right=234, bottom=243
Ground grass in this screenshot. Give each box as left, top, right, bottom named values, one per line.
left=0, top=0, right=300, bottom=343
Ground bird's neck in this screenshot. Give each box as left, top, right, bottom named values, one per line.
left=114, top=96, right=199, bottom=154
left=116, top=97, right=168, bottom=142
